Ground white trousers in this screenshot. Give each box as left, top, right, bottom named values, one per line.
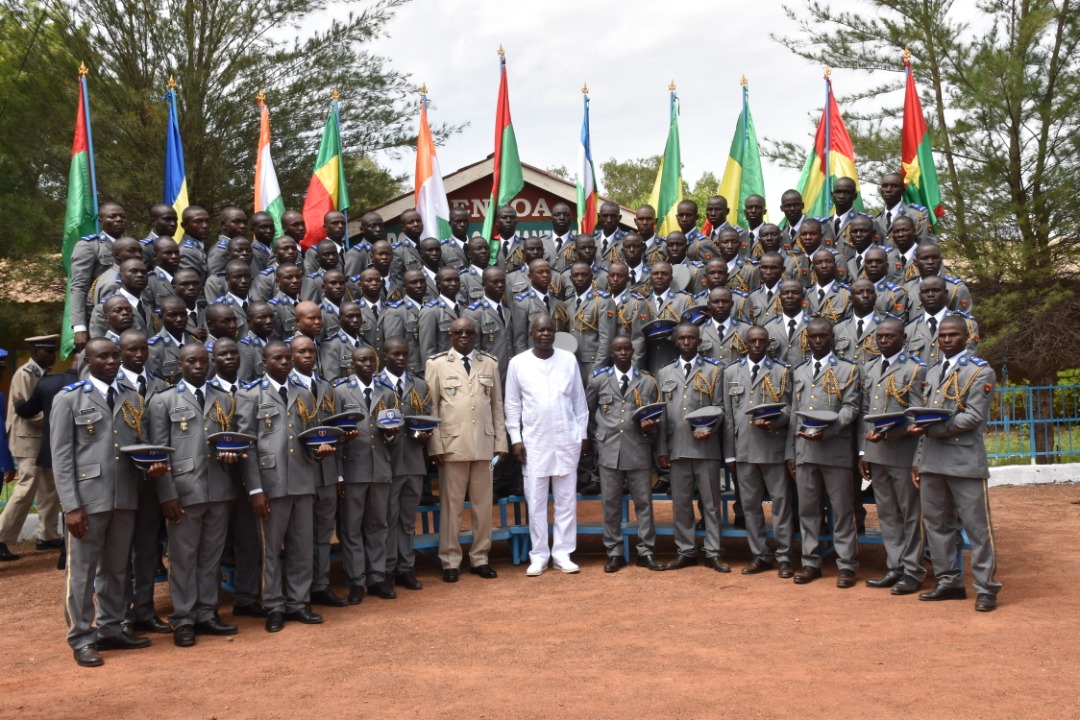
left=524, top=472, right=577, bottom=565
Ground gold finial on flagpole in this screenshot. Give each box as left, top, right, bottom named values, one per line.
left=78, top=62, right=88, bottom=78
left=668, top=79, right=676, bottom=92
left=167, top=74, right=176, bottom=90
left=824, top=66, right=832, bottom=79
left=256, top=90, right=265, bottom=105
left=331, top=88, right=341, bottom=101
left=498, top=44, right=505, bottom=58
left=581, top=83, right=589, bottom=95
left=420, top=83, right=428, bottom=96
left=902, top=46, right=912, bottom=63
left=740, top=74, right=747, bottom=87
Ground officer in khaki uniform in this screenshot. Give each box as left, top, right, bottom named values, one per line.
left=426, top=317, right=507, bottom=583
left=0, top=335, right=61, bottom=560
left=911, top=315, right=1001, bottom=612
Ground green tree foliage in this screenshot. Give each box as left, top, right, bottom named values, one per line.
left=598, top=156, right=659, bottom=209
left=688, top=171, right=719, bottom=216
left=772, top=0, right=1080, bottom=385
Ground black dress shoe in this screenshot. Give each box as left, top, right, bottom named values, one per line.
left=704, top=557, right=731, bottom=573
left=56, top=555, right=66, bottom=571
left=441, top=569, right=460, bottom=584
left=975, top=593, right=997, bottom=612
left=96, top=632, right=152, bottom=650
left=194, top=618, right=238, bottom=635
left=741, top=558, right=774, bottom=575
left=420, top=494, right=439, bottom=506
left=130, top=616, right=173, bottom=634
left=310, top=588, right=348, bottom=607
left=36, top=538, right=63, bottom=551
left=730, top=515, right=747, bottom=529
left=233, top=602, right=269, bottom=618
left=173, top=625, right=196, bottom=647
left=891, top=576, right=921, bottom=595
left=636, top=555, right=664, bottom=571
left=265, top=612, right=285, bottom=633
left=836, top=570, right=856, bottom=588
left=919, top=584, right=967, bottom=601
left=665, top=555, right=698, bottom=570
left=652, top=479, right=670, bottom=494
left=284, top=607, right=324, bottom=624
left=395, top=572, right=424, bottom=590
left=866, top=570, right=903, bottom=589
left=74, top=644, right=103, bottom=667
left=579, top=481, right=601, bottom=495
left=778, top=562, right=795, bottom=579
left=367, top=581, right=397, bottom=599
left=347, top=586, right=365, bottom=604
left=0, top=543, right=20, bottom=561
left=695, top=519, right=706, bottom=531
left=469, top=564, right=498, bottom=579
left=604, top=556, right=626, bottom=573
left=793, top=566, right=822, bottom=584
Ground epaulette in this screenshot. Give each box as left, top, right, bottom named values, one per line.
left=794, top=357, right=812, bottom=369
left=62, top=380, right=88, bottom=392
left=211, top=295, right=229, bottom=304
left=771, top=358, right=790, bottom=368
left=700, top=356, right=722, bottom=366
left=835, top=355, right=854, bottom=364
left=475, top=350, right=498, bottom=361
left=945, top=276, right=963, bottom=284
left=467, top=299, right=485, bottom=311
left=595, top=289, right=612, bottom=298
left=21, top=364, right=42, bottom=377
left=970, top=357, right=988, bottom=366
left=882, top=312, right=903, bottom=321
left=910, top=204, right=927, bottom=211
left=592, top=366, right=613, bottom=377
left=214, top=238, right=229, bottom=250
left=951, top=310, right=975, bottom=320
left=733, top=288, right=749, bottom=298
left=333, top=377, right=351, bottom=387
left=240, top=334, right=265, bottom=346
left=726, top=357, right=745, bottom=368
left=182, top=238, right=201, bottom=249
left=172, top=380, right=188, bottom=392
left=244, top=379, right=262, bottom=390
left=79, top=233, right=103, bottom=243
left=384, top=300, right=402, bottom=308
left=306, top=271, right=323, bottom=279
left=374, top=377, right=395, bottom=391
left=259, top=268, right=275, bottom=276
left=139, top=236, right=154, bottom=245
left=513, top=290, right=533, bottom=302
left=629, top=292, right=646, bottom=301
left=424, top=299, right=442, bottom=308
left=908, top=355, right=927, bottom=366
left=663, top=357, right=682, bottom=368
left=430, top=350, right=450, bottom=360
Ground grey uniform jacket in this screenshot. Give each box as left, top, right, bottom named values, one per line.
left=833, top=312, right=886, bottom=367
left=561, top=288, right=616, bottom=373
left=50, top=377, right=142, bottom=514
left=805, top=282, right=853, bottom=322
left=721, top=356, right=791, bottom=465
left=612, top=292, right=649, bottom=368
left=379, top=370, right=430, bottom=476
left=147, top=330, right=196, bottom=384
left=69, top=233, right=116, bottom=330
left=237, top=332, right=270, bottom=382
left=418, top=298, right=467, bottom=363
left=334, top=375, right=398, bottom=483
left=914, top=355, right=994, bottom=479
left=765, top=313, right=813, bottom=368
left=858, top=353, right=927, bottom=466
left=699, top=318, right=749, bottom=366
left=317, top=331, right=367, bottom=383
left=178, top=235, right=209, bottom=286
left=464, top=298, right=514, bottom=382
left=510, top=287, right=567, bottom=355
left=744, top=285, right=783, bottom=326
left=147, top=381, right=241, bottom=506
left=586, top=366, right=663, bottom=470
left=787, top=355, right=861, bottom=467
left=904, top=311, right=979, bottom=365
left=656, top=356, right=725, bottom=461
left=383, top=298, right=424, bottom=376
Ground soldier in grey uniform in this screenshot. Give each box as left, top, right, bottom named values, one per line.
left=252, top=238, right=299, bottom=302
left=663, top=232, right=706, bottom=294
left=53, top=338, right=159, bottom=666
left=301, top=210, right=348, bottom=275
left=699, top=287, right=749, bottom=365
left=905, top=276, right=979, bottom=365
left=656, top=324, right=729, bottom=572
left=146, top=237, right=182, bottom=310
left=873, top=172, right=932, bottom=245
left=70, top=202, right=126, bottom=353
left=379, top=339, right=431, bottom=593
left=207, top=259, right=253, bottom=339
left=464, top=267, right=514, bottom=384
left=585, top=336, right=665, bottom=572
left=299, top=239, right=344, bottom=303
left=619, top=234, right=651, bottom=295
left=722, top=325, right=795, bottom=577
left=353, top=267, right=399, bottom=355
left=594, top=200, right=628, bottom=266
left=505, top=237, right=551, bottom=298
left=557, top=235, right=608, bottom=300
left=178, top=205, right=212, bottom=288
left=911, top=316, right=1000, bottom=612
left=833, top=279, right=886, bottom=366
left=786, top=318, right=862, bottom=587
left=561, top=262, right=615, bottom=380
left=765, top=279, right=813, bottom=368
left=457, top=237, right=491, bottom=303
left=138, top=203, right=177, bottom=269
left=88, top=237, right=144, bottom=308
left=857, top=318, right=928, bottom=595
left=147, top=296, right=197, bottom=384
left=235, top=341, right=334, bottom=632
left=173, top=269, right=208, bottom=341
left=268, top=264, right=304, bottom=340
left=344, top=212, right=379, bottom=278
left=389, top=209, right=425, bottom=278
left=805, top=250, right=852, bottom=322
left=439, top=207, right=471, bottom=269
left=318, top=302, right=367, bottom=383
left=715, top=228, right=760, bottom=295
left=238, top=301, right=275, bottom=382
left=206, top=205, right=250, bottom=276
left=540, top=201, right=577, bottom=271
left=676, top=198, right=719, bottom=262
left=641, top=262, right=693, bottom=376
left=334, top=345, right=400, bottom=605
left=863, top=247, right=911, bottom=321
left=744, top=252, right=786, bottom=325
left=903, top=243, right=974, bottom=316
left=418, top=267, right=468, bottom=362
left=607, top=263, right=648, bottom=369
left=317, top=270, right=350, bottom=339
left=490, top=205, right=528, bottom=273
left=90, top=260, right=159, bottom=338
left=384, top=273, right=426, bottom=377
left=147, top=344, right=241, bottom=646
left=510, top=259, right=567, bottom=355
left=843, top=215, right=904, bottom=283
left=416, top=237, right=444, bottom=302
left=204, top=237, right=254, bottom=301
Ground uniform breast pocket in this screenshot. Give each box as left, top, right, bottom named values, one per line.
left=660, top=380, right=678, bottom=401
left=75, top=461, right=103, bottom=506
left=258, top=406, right=281, bottom=433
left=161, top=359, right=180, bottom=377
left=443, top=378, right=462, bottom=398
left=477, top=376, right=494, bottom=395
left=406, top=319, right=419, bottom=339
left=171, top=457, right=195, bottom=476
left=438, top=318, right=453, bottom=334
left=258, top=453, right=276, bottom=470
left=74, top=411, right=104, bottom=442
left=598, top=392, right=614, bottom=411
left=835, top=338, right=850, bottom=353
left=170, top=407, right=199, bottom=438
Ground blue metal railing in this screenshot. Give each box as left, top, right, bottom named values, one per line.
left=987, top=385, right=1080, bottom=464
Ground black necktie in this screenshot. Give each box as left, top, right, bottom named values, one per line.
left=194, top=387, right=205, bottom=410
left=230, top=384, right=237, bottom=396
left=396, top=379, right=404, bottom=397
left=462, top=356, right=472, bottom=375
left=789, top=226, right=796, bottom=241
left=554, top=237, right=563, bottom=253
left=880, top=359, right=890, bottom=380
left=683, top=361, right=692, bottom=379
left=601, top=238, right=609, bottom=258
left=501, top=242, right=509, bottom=258
left=834, top=217, right=842, bottom=237
left=657, top=296, right=665, bottom=314
left=814, top=360, right=822, bottom=377
left=189, top=310, right=198, bottom=325
left=620, top=374, right=629, bottom=396
left=543, top=295, right=550, bottom=313
left=788, top=318, right=797, bottom=341
left=242, top=300, right=249, bottom=314
left=857, top=318, right=865, bottom=338
left=818, top=288, right=825, bottom=303
left=928, top=316, right=938, bottom=336
left=364, top=387, right=372, bottom=408
left=279, top=386, right=288, bottom=406
left=137, top=375, right=147, bottom=397
left=885, top=211, right=893, bottom=230
left=497, top=305, right=505, bottom=324
left=106, top=386, right=116, bottom=411
left=371, top=302, right=379, bottom=320
left=856, top=255, right=863, bottom=272
left=766, top=289, right=774, bottom=304
left=750, top=364, right=759, bottom=383
left=940, top=360, right=951, bottom=385
left=629, top=269, right=636, bottom=285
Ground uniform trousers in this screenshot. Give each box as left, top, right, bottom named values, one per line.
left=669, top=458, right=723, bottom=558
left=524, top=472, right=577, bottom=565
left=166, top=500, right=230, bottom=628
left=65, top=509, right=135, bottom=649
left=796, top=463, right=858, bottom=571
left=599, top=466, right=655, bottom=558
left=438, top=461, right=493, bottom=570
left=387, top=473, right=423, bottom=576
left=869, top=462, right=926, bottom=581
left=122, top=477, right=164, bottom=622
left=736, top=461, right=794, bottom=563
left=339, top=482, right=390, bottom=587
left=229, top=495, right=262, bottom=606
left=311, top=484, right=338, bottom=592
left=920, top=472, right=1001, bottom=596
left=0, top=458, right=60, bottom=543
left=259, top=494, right=314, bottom=614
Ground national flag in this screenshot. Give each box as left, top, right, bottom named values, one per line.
left=648, top=87, right=683, bottom=237
left=61, top=65, right=99, bottom=359
left=788, top=74, right=863, bottom=223
left=301, top=99, right=350, bottom=250
left=163, top=79, right=189, bottom=241
left=255, top=94, right=286, bottom=238
left=481, top=47, right=524, bottom=264
left=414, top=94, right=451, bottom=241
left=716, top=78, right=767, bottom=230
left=576, top=88, right=598, bottom=235
left=902, top=53, right=944, bottom=227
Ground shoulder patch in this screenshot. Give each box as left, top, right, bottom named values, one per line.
left=592, top=366, right=611, bottom=377
left=475, top=350, right=498, bottom=361
left=596, top=290, right=611, bottom=298
left=970, top=357, right=988, bottom=366
left=62, top=380, right=88, bottom=392
left=700, top=356, right=722, bottom=366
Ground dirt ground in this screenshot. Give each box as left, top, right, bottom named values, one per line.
left=1, top=482, right=1078, bottom=720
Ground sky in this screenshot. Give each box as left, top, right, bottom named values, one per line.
left=362, top=0, right=913, bottom=211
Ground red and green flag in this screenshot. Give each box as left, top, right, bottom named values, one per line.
left=300, top=99, right=350, bottom=250
left=61, top=65, right=99, bottom=359
left=482, top=48, right=524, bottom=264
left=788, top=75, right=863, bottom=223
left=902, top=54, right=944, bottom=227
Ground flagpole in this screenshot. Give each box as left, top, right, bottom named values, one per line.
left=79, top=64, right=100, bottom=228
left=740, top=76, right=749, bottom=154
left=823, top=66, right=832, bottom=215
left=668, top=79, right=676, bottom=119
left=331, top=89, right=349, bottom=247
